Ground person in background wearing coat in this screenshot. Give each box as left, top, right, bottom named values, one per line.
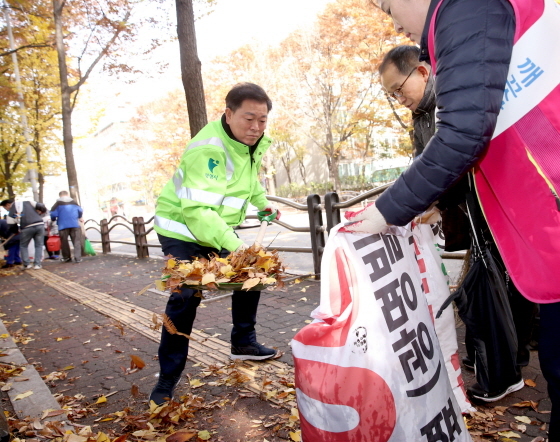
left=150, top=83, right=281, bottom=406
left=379, top=45, right=434, bottom=158
left=50, top=190, right=83, bottom=263
left=351, top=0, right=560, bottom=438
left=0, top=199, right=21, bottom=268
left=379, top=44, right=537, bottom=401
left=6, top=199, right=46, bottom=269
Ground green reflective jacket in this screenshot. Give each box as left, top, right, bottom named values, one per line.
left=154, top=120, right=271, bottom=251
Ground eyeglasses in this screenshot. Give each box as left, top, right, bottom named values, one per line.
left=388, top=67, right=417, bottom=100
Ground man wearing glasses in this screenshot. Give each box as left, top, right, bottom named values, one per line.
left=379, top=45, right=433, bottom=157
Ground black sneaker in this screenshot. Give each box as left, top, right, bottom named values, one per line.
left=149, top=374, right=181, bottom=406
left=467, top=378, right=524, bottom=402
left=462, top=357, right=474, bottom=371
left=230, top=342, right=279, bottom=361
left=62, top=258, right=72, bottom=263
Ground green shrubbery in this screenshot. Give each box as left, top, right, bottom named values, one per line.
left=277, top=181, right=334, bottom=199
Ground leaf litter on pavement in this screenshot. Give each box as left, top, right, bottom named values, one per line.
left=3, top=354, right=302, bottom=442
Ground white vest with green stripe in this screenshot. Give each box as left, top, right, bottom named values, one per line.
left=154, top=120, right=271, bottom=252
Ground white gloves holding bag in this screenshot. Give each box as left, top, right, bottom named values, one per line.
left=341, top=202, right=389, bottom=235
left=341, top=201, right=440, bottom=235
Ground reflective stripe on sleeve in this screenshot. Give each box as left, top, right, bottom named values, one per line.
left=187, top=137, right=235, bottom=180
left=222, top=196, right=246, bottom=210
left=154, top=215, right=197, bottom=241
left=176, top=187, right=224, bottom=206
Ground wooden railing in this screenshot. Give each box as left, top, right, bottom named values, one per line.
left=84, top=187, right=466, bottom=280
left=84, top=194, right=327, bottom=277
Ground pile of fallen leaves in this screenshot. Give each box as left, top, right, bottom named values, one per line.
left=6, top=358, right=302, bottom=442
left=155, top=245, right=285, bottom=292
left=465, top=400, right=548, bottom=441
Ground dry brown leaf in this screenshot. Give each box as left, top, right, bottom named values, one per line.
left=162, top=314, right=196, bottom=341
left=242, top=278, right=261, bottom=291
left=512, top=400, right=539, bottom=411
left=151, top=313, right=162, bottom=331
left=524, top=379, right=537, bottom=387
left=130, top=355, right=145, bottom=370
left=131, top=384, right=139, bottom=397
left=166, top=430, right=197, bottom=442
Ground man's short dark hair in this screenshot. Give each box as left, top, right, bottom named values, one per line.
left=0, top=199, right=13, bottom=207
left=59, top=190, right=69, bottom=197
left=225, top=82, right=272, bottom=112
left=379, top=45, right=421, bottom=76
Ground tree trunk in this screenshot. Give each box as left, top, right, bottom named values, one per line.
left=35, top=145, right=44, bottom=203
left=176, top=0, right=207, bottom=137
left=53, top=0, right=80, bottom=204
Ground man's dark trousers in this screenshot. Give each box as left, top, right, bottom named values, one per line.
left=539, top=302, right=560, bottom=440
left=157, top=234, right=261, bottom=377
left=60, top=227, right=82, bottom=261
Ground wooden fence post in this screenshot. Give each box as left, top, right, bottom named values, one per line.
left=100, top=219, right=111, bottom=254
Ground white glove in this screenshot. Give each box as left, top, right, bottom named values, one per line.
left=414, top=206, right=442, bottom=224
left=235, top=242, right=250, bottom=252
left=340, top=202, right=389, bottom=235
left=262, top=202, right=281, bottom=221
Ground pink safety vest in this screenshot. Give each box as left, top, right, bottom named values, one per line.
left=428, top=0, right=560, bottom=303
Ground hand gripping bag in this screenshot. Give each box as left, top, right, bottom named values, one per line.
left=291, top=224, right=472, bottom=442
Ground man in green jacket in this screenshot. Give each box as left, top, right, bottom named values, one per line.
left=150, top=83, right=282, bottom=406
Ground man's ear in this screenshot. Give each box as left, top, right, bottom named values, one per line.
left=417, top=65, right=431, bottom=82
left=225, top=108, right=233, bottom=123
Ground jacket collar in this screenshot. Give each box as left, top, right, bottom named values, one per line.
left=413, top=73, right=435, bottom=118
left=419, top=0, right=442, bottom=63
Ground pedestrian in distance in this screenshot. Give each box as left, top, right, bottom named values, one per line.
left=50, top=191, right=84, bottom=263
left=150, top=82, right=282, bottom=406
left=349, top=0, right=560, bottom=438
left=0, top=199, right=21, bottom=268
left=5, top=199, right=46, bottom=270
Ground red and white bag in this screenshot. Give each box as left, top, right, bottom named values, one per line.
left=292, top=224, right=472, bottom=442
left=413, top=224, right=473, bottom=414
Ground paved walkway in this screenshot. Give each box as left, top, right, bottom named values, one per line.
left=0, top=254, right=551, bottom=441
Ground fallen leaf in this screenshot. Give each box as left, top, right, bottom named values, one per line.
left=66, top=435, right=88, bottom=442
left=96, top=395, right=107, bottom=404
left=130, top=355, right=146, bottom=370
left=62, top=365, right=74, bottom=371
left=14, top=390, right=33, bottom=400
left=96, top=432, right=110, bottom=442
left=300, top=288, right=306, bottom=292
left=197, top=430, right=211, bottom=441
left=525, top=379, right=537, bottom=387
left=289, top=430, right=302, bottom=441
left=166, top=430, right=197, bottom=442
left=0, top=334, right=9, bottom=339
left=190, top=379, right=205, bottom=388
left=286, top=310, right=295, bottom=314
left=298, top=297, right=307, bottom=302
left=497, top=431, right=520, bottom=438
left=131, top=384, right=139, bottom=397
left=512, top=400, right=539, bottom=411
left=515, top=416, right=532, bottom=424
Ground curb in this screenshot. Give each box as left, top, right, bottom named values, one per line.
left=0, top=319, right=67, bottom=424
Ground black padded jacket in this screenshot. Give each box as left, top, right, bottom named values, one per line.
left=376, top=0, right=516, bottom=226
